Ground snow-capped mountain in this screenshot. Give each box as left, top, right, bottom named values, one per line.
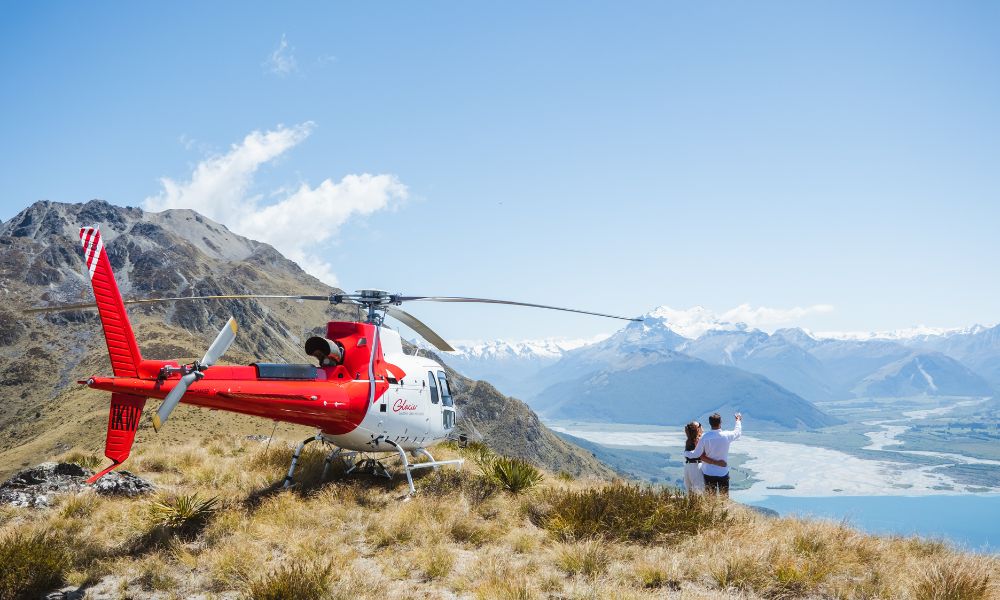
left=440, top=304, right=999, bottom=415
left=898, top=324, right=1000, bottom=390
left=852, top=353, right=994, bottom=398
left=814, top=324, right=994, bottom=342
left=435, top=336, right=607, bottom=400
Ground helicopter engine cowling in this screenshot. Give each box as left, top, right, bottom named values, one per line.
left=305, top=336, right=344, bottom=366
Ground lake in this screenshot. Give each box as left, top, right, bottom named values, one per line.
left=747, top=494, right=1000, bottom=553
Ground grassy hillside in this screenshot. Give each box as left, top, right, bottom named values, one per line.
left=1, top=435, right=997, bottom=600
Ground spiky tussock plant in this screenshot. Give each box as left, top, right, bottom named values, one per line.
left=148, top=493, right=219, bottom=534
left=480, top=456, right=544, bottom=494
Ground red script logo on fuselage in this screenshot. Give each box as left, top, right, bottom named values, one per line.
left=392, top=398, right=417, bottom=412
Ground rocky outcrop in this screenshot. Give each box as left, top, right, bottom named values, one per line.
left=0, top=463, right=154, bottom=507
left=0, top=462, right=89, bottom=507
left=91, top=470, right=155, bottom=497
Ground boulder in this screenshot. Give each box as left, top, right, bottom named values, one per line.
left=91, top=470, right=154, bottom=497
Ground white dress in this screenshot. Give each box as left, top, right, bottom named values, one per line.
left=683, top=458, right=704, bottom=493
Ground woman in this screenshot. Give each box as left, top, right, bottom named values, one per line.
left=682, top=421, right=726, bottom=494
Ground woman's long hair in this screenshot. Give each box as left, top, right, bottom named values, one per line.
left=684, top=421, right=700, bottom=451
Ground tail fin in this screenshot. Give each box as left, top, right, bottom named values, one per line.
left=79, top=226, right=142, bottom=377
left=86, top=393, right=146, bottom=484
left=80, top=226, right=146, bottom=483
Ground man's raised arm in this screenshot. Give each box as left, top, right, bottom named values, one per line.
left=726, top=413, right=743, bottom=441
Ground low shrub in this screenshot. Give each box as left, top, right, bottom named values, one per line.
left=242, top=562, right=333, bottom=600
left=531, top=482, right=728, bottom=544
left=0, top=531, right=71, bottom=600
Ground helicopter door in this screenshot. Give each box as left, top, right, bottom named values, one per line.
left=437, top=370, right=456, bottom=430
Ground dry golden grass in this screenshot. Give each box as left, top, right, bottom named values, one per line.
left=0, top=434, right=997, bottom=600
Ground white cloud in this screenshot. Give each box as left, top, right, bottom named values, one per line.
left=648, top=303, right=834, bottom=338
left=143, top=123, right=408, bottom=286
left=264, top=34, right=298, bottom=76
left=718, top=303, right=835, bottom=328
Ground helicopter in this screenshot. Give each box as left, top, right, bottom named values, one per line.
left=26, top=226, right=639, bottom=493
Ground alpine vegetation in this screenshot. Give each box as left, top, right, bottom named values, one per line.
left=0, top=435, right=996, bottom=599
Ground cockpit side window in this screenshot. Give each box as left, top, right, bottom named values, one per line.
left=437, top=371, right=453, bottom=407
left=428, top=371, right=439, bottom=404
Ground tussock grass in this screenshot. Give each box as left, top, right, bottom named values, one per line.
left=242, top=561, right=333, bottom=600
left=422, top=545, right=455, bottom=580
left=531, top=481, right=729, bottom=544
left=554, top=540, right=609, bottom=577
left=63, top=451, right=103, bottom=470
left=914, top=559, right=991, bottom=600
left=58, top=493, right=96, bottom=518
left=0, top=530, right=70, bottom=600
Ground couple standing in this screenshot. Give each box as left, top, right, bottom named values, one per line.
left=682, top=412, right=742, bottom=495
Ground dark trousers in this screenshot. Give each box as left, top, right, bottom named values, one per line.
left=703, top=473, right=730, bottom=496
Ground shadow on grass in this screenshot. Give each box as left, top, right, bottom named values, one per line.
left=241, top=450, right=425, bottom=511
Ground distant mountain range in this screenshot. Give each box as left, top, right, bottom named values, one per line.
left=439, top=306, right=999, bottom=430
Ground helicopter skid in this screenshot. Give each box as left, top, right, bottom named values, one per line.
left=281, top=432, right=463, bottom=494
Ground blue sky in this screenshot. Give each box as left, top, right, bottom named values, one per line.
left=2, top=2, right=998, bottom=342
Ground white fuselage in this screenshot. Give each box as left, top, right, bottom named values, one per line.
left=323, top=327, right=457, bottom=452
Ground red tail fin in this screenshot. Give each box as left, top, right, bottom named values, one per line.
left=86, top=393, right=146, bottom=484
left=80, top=226, right=146, bottom=483
left=79, top=226, right=142, bottom=377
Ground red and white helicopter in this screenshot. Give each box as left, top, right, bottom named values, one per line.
left=27, top=226, right=638, bottom=493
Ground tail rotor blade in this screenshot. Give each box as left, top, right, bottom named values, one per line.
left=201, top=317, right=238, bottom=367
left=152, top=372, right=196, bottom=432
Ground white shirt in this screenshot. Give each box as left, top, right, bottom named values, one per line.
left=684, top=420, right=742, bottom=477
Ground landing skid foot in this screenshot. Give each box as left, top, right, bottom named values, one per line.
left=283, top=432, right=323, bottom=489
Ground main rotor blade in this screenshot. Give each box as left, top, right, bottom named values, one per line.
left=23, top=294, right=336, bottom=314
left=201, top=317, right=238, bottom=367
left=152, top=372, right=197, bottom=432
left=395, top=296, right=641, bottom=322
left=384, top=306, right=455, bottom=352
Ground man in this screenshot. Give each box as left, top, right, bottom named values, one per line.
left=684, top=412, right=742, bottom=495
